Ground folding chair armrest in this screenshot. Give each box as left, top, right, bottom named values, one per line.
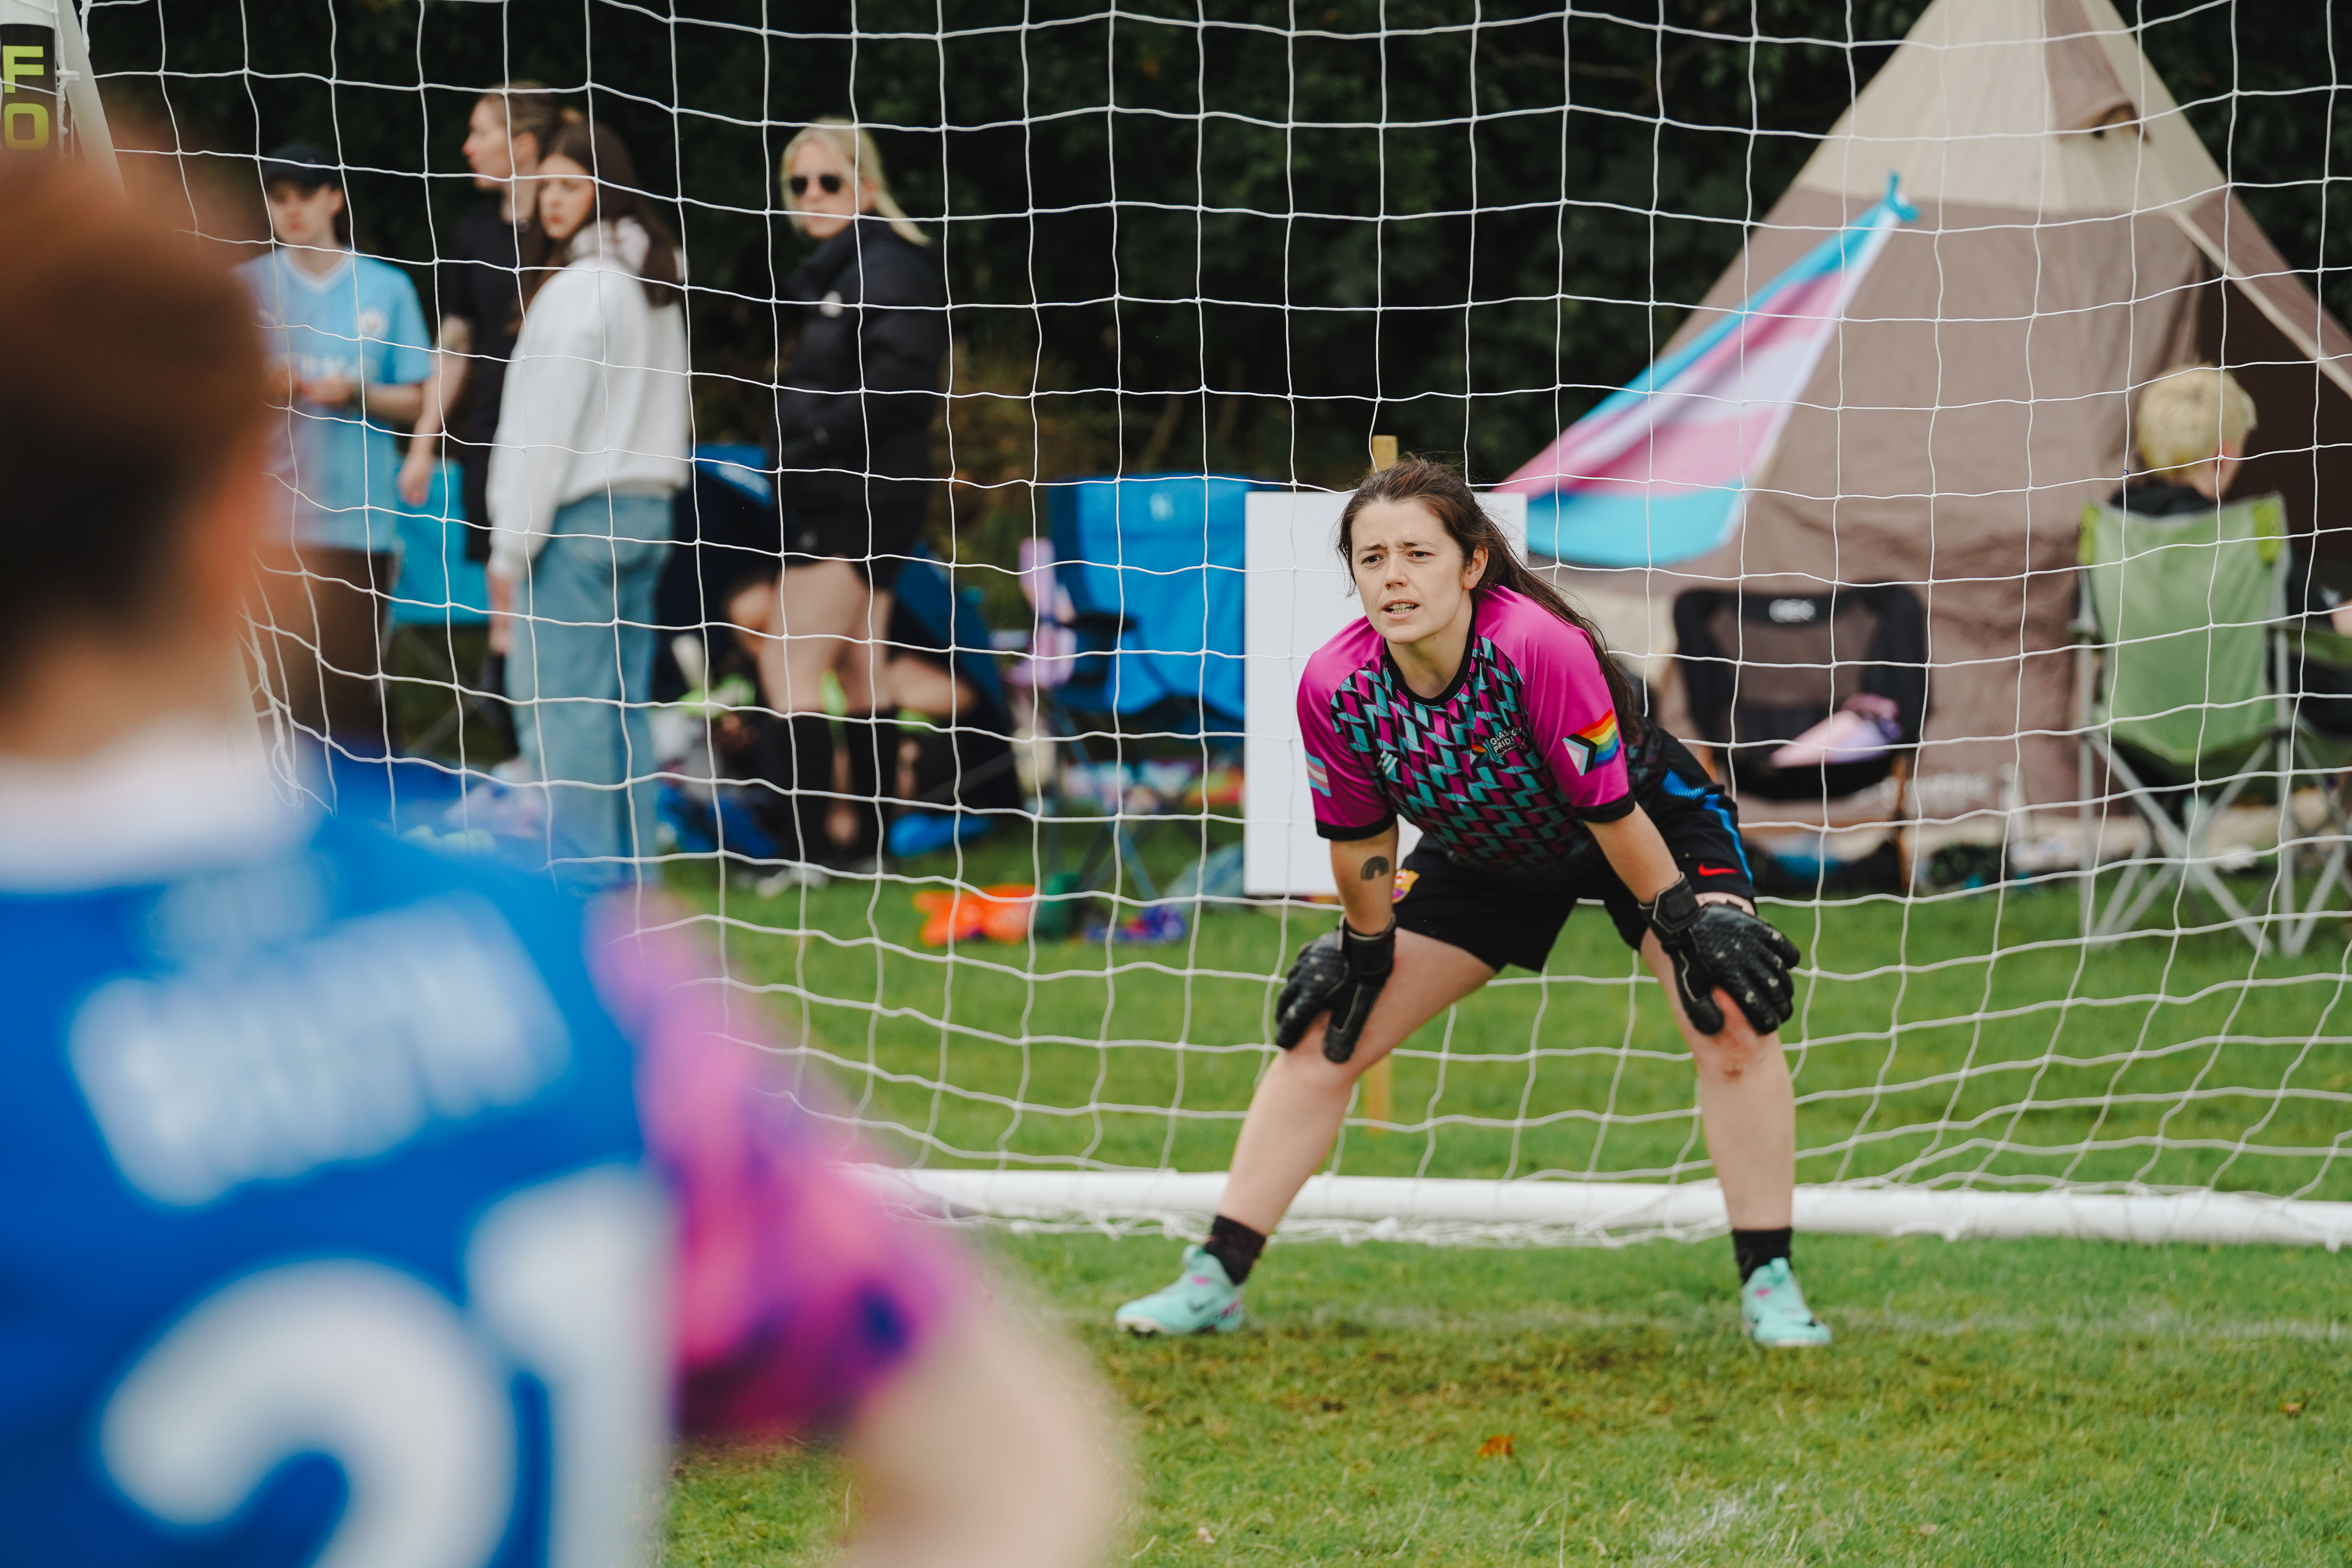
left=2290, top=624, right=2352, bottom=669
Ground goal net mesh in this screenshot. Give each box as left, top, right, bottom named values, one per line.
left=85, top=0, right=2352, bottom=1241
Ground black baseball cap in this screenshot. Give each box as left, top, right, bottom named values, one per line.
left=260, top=142, right=341, bottom=192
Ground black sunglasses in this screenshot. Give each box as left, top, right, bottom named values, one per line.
left=788, top=172, right=846, bottom=198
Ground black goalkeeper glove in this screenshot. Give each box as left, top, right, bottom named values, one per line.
left=1641, top=877, right=1802, bottom=1036
left=1274, top=920, right=1396, bottom=1063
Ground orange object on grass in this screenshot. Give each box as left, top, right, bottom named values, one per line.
left=912, top=884, right=1036, bottom=946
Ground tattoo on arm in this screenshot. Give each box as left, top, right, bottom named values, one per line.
left=1360, top=856, right=1392, bottom=881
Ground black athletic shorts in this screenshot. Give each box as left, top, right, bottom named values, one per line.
left=1390, top=739, right=1757, bottom=973
left=780, top=503, right=925, bottom=592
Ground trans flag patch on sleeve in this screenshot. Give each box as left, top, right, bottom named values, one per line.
left=1304, top=751, right=1332, bottom=796
left=1560, top=712, right=1621, bottom=775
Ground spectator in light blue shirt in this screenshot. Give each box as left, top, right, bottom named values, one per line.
left=238, top=143, right=435, bottom=762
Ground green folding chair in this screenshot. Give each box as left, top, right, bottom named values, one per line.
left=2075, top=494, right=2352, bottom=953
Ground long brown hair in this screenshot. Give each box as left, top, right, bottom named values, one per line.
left=1338, top=456, right=1646, bottom=732
left=519, top=119, right=682, bottom=309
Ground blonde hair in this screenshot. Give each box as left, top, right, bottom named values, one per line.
left=780, top=119, right=928, bottom=247
left=2136, top=363, right=2258, bottom=477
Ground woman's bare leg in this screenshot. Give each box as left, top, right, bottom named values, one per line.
left=761, top=562, right=893, bottom=848
left=760, top=559, right=869, bottom=715
left=1639, top=910, right=1796, bottom=1230
left=883, top=655, right=974, bottom=719
left=1217, top=931, right=1495, bottom=1234
left=835, top=586, right=893, bottom=711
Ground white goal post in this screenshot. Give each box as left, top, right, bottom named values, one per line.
left=867, top=1170, right=2352, bottom=1252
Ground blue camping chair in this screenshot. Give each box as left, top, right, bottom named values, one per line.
left=1031, top=473, right=1262, bottom=900
left=1045, top=472, right=1253, bottom=735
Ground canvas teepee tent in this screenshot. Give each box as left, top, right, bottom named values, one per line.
left=1509, top=0, right=2352, bottom=818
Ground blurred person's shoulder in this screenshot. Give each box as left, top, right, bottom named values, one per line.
left=2113, top=475, right=2214, bottom=518
left=230, top=249, right=284, bottom=308
left=0, top=719, right=638, bottom=1162
left=857, top=226, right=937, bottom=300
left=1479, top=584, right=1602, bottom=674
left=448, top=199, right=520, bottom=265
left=347, top=250, right=423, bottom=305
left=1303, top=612, right=1385, bottom=694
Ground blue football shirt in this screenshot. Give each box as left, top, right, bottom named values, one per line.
left=238, top=251, right=434, bottom=553
left=0, top=815, right=664, bottom=1566
left=0, top=722, right=964, bottom=1565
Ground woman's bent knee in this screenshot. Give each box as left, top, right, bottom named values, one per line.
left=1689, top=1023, right=1777, bottom=1082
left=1266, top=1032, right=1379, bottom=1094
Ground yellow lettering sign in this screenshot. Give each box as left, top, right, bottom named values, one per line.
left=1, top=43, right=42, bottom=93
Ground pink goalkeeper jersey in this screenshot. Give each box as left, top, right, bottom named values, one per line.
left=1297, top=586, right=1636, bottom=881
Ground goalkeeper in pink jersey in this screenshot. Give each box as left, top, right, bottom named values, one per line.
left=1116, top=457, right=1826, bottom=1348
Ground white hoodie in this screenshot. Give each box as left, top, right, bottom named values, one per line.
left=485, top=218, right=690, bottom=578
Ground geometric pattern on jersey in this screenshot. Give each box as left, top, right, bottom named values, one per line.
left=1327, top=632, right=1606, bottom=885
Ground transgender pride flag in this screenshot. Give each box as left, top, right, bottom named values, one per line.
left=1501, top=174, right=1916, bottom=568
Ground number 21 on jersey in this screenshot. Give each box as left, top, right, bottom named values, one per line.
left=99, top=1167, right=669, bottom=1568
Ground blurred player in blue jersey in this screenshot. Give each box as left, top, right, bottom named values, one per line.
left=0, top=155, right=1120, bottom=1568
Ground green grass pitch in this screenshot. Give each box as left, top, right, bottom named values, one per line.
left=656, top=824, right=2352, bottom=1562
left=666, top=822, right=2352, bottom=1199
left=667, top=1230, right=2352, bottom=1564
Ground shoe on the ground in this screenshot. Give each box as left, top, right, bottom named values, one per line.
left=1741, top=1258, right=1832, bottom=1347
left=1114, top=1246, right=1244, bottom=1336
left=751, top=863, right=831, bottom=896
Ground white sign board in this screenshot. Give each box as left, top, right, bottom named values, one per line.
left=1242, top=490, right=1527, bottom=897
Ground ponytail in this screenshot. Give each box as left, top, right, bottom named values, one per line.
left=1336, top=455, right=1646, bottom=733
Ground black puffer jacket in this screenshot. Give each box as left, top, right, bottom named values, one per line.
left=775, top=216, right=946, bottom=522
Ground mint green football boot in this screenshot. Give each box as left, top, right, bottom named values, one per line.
left=1114, top=1246, right=1244, bottom=1336
left=1741, top=1258, right=1833, bottom=1348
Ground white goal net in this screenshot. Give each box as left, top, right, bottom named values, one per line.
left=81, top=0, right=2352, bottom=1246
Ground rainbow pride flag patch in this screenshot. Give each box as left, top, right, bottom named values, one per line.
left=1560, top=712, right=1621, bottom=775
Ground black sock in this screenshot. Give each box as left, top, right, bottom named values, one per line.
left=1202, top=1215, right=1267, bottom=1287
left=1732, top=1227, right=1793, bottom=1284
left=780, top=713, right=836, bottom=865
left=839, top=712, right=897, bottom=863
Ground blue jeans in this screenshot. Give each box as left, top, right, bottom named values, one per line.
left=505, top=492, right=672, bottom=886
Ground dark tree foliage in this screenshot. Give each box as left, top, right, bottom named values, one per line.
left=85, top=0, right=2352, bottom=520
